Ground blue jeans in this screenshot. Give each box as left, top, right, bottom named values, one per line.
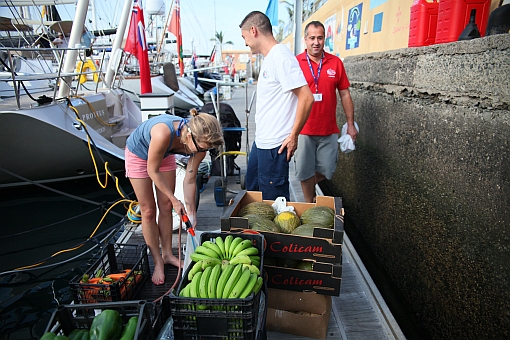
left=245, top=142, right=290, bottom=201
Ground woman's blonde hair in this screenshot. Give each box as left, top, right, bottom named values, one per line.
left=184, top=108, right=224, bottom=150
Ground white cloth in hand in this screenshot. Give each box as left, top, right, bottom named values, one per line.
left=338, top=122, right=359, bottom=153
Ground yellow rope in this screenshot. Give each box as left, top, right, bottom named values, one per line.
left=12, top=101, right=142, bottom=271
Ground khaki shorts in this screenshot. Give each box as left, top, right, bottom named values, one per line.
left=294, top=134, right=338, bottom=181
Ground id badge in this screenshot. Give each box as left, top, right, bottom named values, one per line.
left=313, top=93, right=322, bottom=101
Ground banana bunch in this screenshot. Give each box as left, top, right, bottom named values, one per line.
left=180, top=235, right=263, bottom=301
left=180, top=263, right=263, bottom=301
left=189, top=235, right=261, bottom=277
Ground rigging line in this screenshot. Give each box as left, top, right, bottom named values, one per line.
left=186, top=0, right=211, bottom=48
left=0, top=166, right=125, bottom=219
left=13, top=200, right=130, bottom=271
left=0, top=207, right=101, bottom=240
left=0, top=220, right=123, bottom=277
left=0, top=166, right=121, bottom=209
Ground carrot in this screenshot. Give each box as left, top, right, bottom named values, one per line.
left=106, top=273, right=128, bottom=281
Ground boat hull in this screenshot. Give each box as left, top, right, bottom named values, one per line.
left=0, top=101, right=127, bottom=187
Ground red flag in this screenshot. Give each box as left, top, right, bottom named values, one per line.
left=209, top=45, right=216, bottom=63
left=168, top=0, right=184, bottom=76
left=125, top=0, right=152, bottom=94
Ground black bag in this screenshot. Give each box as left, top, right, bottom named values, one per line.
left=201, top=102, right=242, bottom=176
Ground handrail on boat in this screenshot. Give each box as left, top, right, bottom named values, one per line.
left=1, top=46, right=125, bottom=109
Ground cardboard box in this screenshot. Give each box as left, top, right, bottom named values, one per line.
left=266, top=288, right=332, bottom=339
left=264, top=261, right=342, bottom=296
left=221, top=191, right=344, bottom=264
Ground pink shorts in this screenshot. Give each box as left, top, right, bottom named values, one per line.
left=125, top=148, right=176, bottom=178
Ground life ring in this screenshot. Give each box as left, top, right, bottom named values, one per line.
left=75, top=60, right=98, bottom=84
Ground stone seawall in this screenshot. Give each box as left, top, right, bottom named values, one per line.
left=330, top=34, right=509, bottom=339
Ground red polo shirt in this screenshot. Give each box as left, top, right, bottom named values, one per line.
left=297, top=50, right=350, bottom=136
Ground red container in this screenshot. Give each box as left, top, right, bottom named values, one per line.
left=408, top=0, right=439, bottom=47
left=435, top=0, right=491, bottom=44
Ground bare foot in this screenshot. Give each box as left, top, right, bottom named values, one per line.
left=152, top=263, right=165, bottom=285
left=163, top=254, right=184, bottom=268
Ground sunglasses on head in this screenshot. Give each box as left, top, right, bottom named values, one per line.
left=189, top=128, right=212, bottom=153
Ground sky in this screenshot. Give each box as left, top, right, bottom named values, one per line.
left=177, top=0, right=274, bottom=54
left=0, top=0, right=284, bottom=55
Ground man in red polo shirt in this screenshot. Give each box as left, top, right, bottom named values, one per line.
left=295, top=20, right=358, bottom=203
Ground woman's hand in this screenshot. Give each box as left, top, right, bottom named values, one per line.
left=171, top=198, right=186, bottom=217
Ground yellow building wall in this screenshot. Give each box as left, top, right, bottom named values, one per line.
left=282, top=0, right=501, bottom=58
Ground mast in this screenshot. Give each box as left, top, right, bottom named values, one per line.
left=293, top=0, right=302, bottom=55
left=104, top=0, right=133, bottom=88
left=57, top=0, right=89, bottom=98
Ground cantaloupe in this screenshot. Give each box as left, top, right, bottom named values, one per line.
left=244, top=214, right=281, bottom=233
left=273, top=211, right=301, bottom=234
left=300, top=206, right=335, bottom=228
left=291, top=224, right=323, bottom=237
left=238, top=202, right=276, bottom=220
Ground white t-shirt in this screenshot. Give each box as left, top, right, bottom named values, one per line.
left=255, top=44, right=307, bottom=149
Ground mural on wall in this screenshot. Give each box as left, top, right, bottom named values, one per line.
left=346, top=3, right=363, bottom=50
left=324, top=14, right=336, bottom=53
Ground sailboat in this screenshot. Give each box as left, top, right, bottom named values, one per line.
left=119, top=0, right=207, bottom=114
left=0, top=0, right=142, bottom=188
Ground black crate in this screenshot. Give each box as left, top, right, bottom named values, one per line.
left=44, top=300, right=154, bottom=340
left=168, top=232, right=267, bottom=339
left=69, top=243, right=150, bottom=304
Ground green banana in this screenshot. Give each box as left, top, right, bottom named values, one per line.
left=243, top=264, right=260, bottom=276
left=179, top=282, right=191, bottom=297
left=194, top=245, right=221, bottom=259
left=222, top=264, right=244, bottom=298
left=189, top=271, right=202, bottom=298
left=250, top=259, right=260, bottom=268
left=190, top=252, right=212, bottom=262
left=216, top=264, right=234, bottom=299
left=236, top=246, right=259, bottom=257
left=239, top=273, right=258, bottom=298
left=221, top=259, right=231, bottom=271
left=199, top=266, right=212, bottom=298
left=202, top=241, right=223, bottom=259
left=207, top=264, right=221, bottom=298
left=229, top=254, right=252, bottom=266
left=228, top=266, right=251, bottom=298
left=249, top=255, right=260, bottom=262
left=188, top=260, right=204, bottom=281
left=231, top=239, right=253, bottom=258
left=215, top=236, right=226, bottom=259
left=252, top=276, right=263, bottom=295
left=201, top=257, right=221, bottom=270
left=228, top=237, right=243, bottom=259
left=224, top=235, right=233, bottom=259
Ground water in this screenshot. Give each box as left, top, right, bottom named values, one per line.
left=0, top=176, right=133, bottom=339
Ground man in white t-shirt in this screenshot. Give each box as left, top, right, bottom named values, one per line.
left=239, top=11, right=314, bottom=200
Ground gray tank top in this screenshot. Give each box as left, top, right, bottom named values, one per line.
left=126, top=115, right=186, bottom=160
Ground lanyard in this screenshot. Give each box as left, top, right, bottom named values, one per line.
left=306, top=52, right=324, bottom=93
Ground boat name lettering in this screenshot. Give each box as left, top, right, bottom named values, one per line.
left=96, top=126, right=106, bottom=134
left=269, top=242, right=323, bottom=253
left=82, top=109, right=106, bottom=121
left=271, top=274, right=323, bottom=286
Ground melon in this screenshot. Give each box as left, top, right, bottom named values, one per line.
left=300, top=206, right=335, bottom=228
left=273, top=211, right=301, bottom=234
left=244, top=214, right=281, bottom=233
left=238, top=202, right=276, bottom=220
left=291, top=224, right=323, bottom=237
left=296, top=261, right=313, bottom=271
left=275, top=257, right=300, bottom=268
